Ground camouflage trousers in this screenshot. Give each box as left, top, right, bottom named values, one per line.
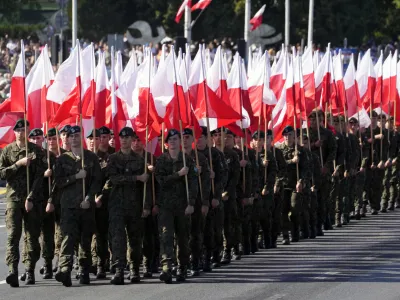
left=189, top=206, right=205, bottom=264
left=109, top=208, right=143, bottom=271
left=91, top=207, right=109, bottom=268
left=143, top=214, right=159, bottom=269
left=354, top=172, right=366, bottom=211
left=282, top=188, right=302, bottom=239
left=363, top=168, right=385, bottom=211
left=203, top=205, right=224, bottom=260
left=257, top=193, right=276, bottom=245
left=58, top=208, right=95, bottom=273
left=382, top=167, right=398, bottom=208
left=6, top=205, right=41, bottom=272
left=158, top=209, right=190, bottom=271
left=40, top=206, right=55, bottom=265
left=318, top=175, right=332, bottom=229
left=54, top=205, right=62, bottom=258
left=223, top=198, right=237, bottom=251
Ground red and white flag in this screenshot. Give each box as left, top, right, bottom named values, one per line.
left=175, top=0, right=192, bottom=23
left=191, top=0, right=211, bottom=11
left=93, top=52, right=110, bottom=128
left=250, top=4, right=266, bottom=31
left=356, top=49, right=376, bottom=111
left=302, top=46, right=316, bottom=116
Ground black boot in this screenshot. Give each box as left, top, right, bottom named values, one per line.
left=159, top=269, right=173, bottom=284
left=309, top=226, right=316, bottom=239
left=212, top=250, right=221, bottom=268
left=232, top=245, right=242, bottom=260
left=130, top=269, right=141, bottom=283
left=143, top=264, right=153, bottom=278
left=6, top=268, right=19, bottom=288
left=250, top=235, right=258, bottom=253
left=53, top=256, right=59, bottom=273
left=190, top=260, right=200, bottom=276
left=176, top=266, right=187, bottom=282
left=39, top=265, right=45, bottom=275
left=96, top=266, right=106, bottom=279
left=220, top=249, right=231, bottom=265
left=203, top=253, right=212, bottom=272
left=55, top=270, right=72, bottom=287
left=282, top=234, right=290, bottom=245
left=316, top=224, right=324, bottom=236
left=79, top=272, right=90, bottom=285
left=43, top=263, right=53, bottom=279
left=110, top=269, right=124, bottom=285
left=270, top=235, right=278, bottom=248
left=25, top=270, right=35, bottom=285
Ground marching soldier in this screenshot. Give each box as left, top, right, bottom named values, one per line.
left=54, top=126, right=101, bottom=287
left=99, top=126, right=115, bottom=154
left=59, top=125, right=71, bottom=151
left=0, top=120, right=45, bottom=287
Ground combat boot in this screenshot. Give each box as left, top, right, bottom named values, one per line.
left=176, top=266, right=187, bottom=282
left=316, top=225, right=324, bottom=236
left=263, top=235, right=271, bottom=249
left=282, top=234, right=290, bottom=245
left=388, top=202, right=395, bottom=211
left=43, top=263, right=53, bottom=279
left=212, top=250, right=221, bottom=268
left=6, top=268, right=19, bottom=288
left=159, top=269, right=173, bottom=284
left=291, top=226, right=300, bottom=243
left=55, top=270, right=72, bottom=287
left=380, top=207, right=387, bottom=213
left=250, top=234, right=258, bottom=253
left=361, top=204, right=367, bottom=217
left=203, top=253, right=212, bottom=272
left=96, top=266, right=106, bottom=279
left=190, top=260, right=200, bottom=276
left=232, top=246, right=242, bottom=260
left=371, top=209, right=378, bottom=215
left=270, top=235, right=278, bottom=248
left=395, top=201, right=400, bottom=209
left=39, top=265, right=45, bottom=275
left=110, top=269, right=124, bottom=285
left=25, top=270, right=35, bottom=285
left=79, top=272, right=90, bottom=285
left=335, top=215, right=342, bottom=228
left=129, top=269, right=141, bottom=283
left=53, top=256, right=59, bottom=273
left=19, top=272, right=26, bottom=281
left=143, top=264, right=153, bottom=278
left=309, top=226, right=316, bottom=239
left=220, top=249, right=231, bottom=265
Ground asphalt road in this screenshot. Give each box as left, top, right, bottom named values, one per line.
left=0, top=198, right=399, bottom=300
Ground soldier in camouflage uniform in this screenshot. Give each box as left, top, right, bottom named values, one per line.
left=182, top=128, right=211, bottom=276
left=0, top=119, right=45, bottom=287
left=155, top=129, right=198, bottom=283
left=362, top=111, right=389, bottom=215
left=28, top=128, right=57, bottom=280
left=107, top=127, right=151, bottom=285
left=59, top=125, right=71, bottom=151
left=197, top=126, right=224, bottom=272
left=99, top=126, right=116, bottom=154
left=131, top=131, right=159, bottom=277
left=279, top=126, right=312, bottom=244
left=382, top=116, right=399, bottom=212
left=54, top=126, right=101, bottom=287
left=251, top=131, right=277, bottom=249
left=308, top=110, right=337, bottom=235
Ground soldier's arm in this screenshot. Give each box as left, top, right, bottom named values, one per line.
left=226, top=152, right=240, bottom=198
left=389, top=133, right=397, bottom=160
left=250, top=151, right=259, bottom=196
left=187, top=159, right=198, bottom=207
left=299, top=150, right=312, bottom=184
left=28, top=147, right=46, bottom=200
left=324, top=131, right=338, bottom=169
left=266, top=152, right=277, bottom=190
left=54, top=155, right=79, bottom=188
left=0, top=147, right=19, bottom=180
left=313, top=155, right=322, bottom=188
left=154, top=155, right=183, bottom=186
left=219, top=151, right=228, bottom=190
left=275, top=148, right=287, bottom=187
left=87, top=154, right=102, bottom=202
left=200, top=155, right=211, bottom=207
left=244, top=154, right=253, bottom=198
left=211, top=150, right=223, bottom=201
left=107, top=154, right=138, bottom=185
left=336, top=135, right=346, bottom=172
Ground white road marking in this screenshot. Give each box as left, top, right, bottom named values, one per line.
left=0, top=280, right=6, bottom=285
left=0, top=225, right=5, bottom=228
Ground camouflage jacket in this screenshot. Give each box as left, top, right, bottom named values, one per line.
left=155, top=151, right=198, bottom=213
left=107, top=150, right=151, bottom=212
left=232, top=147, right=252, bottom=199
left=308, top=126, right=337, bottom=173
left=223, top=147, right=240, bottom=200
left=189, top=149, right=211, bottom=207
left=197, top=146, right=224, bottom=201
left=258, top=149, right=277, bottom=193
left=273, top=147, right=287, bottom=189
left=0, top=141, right=46, bottom=208
left=362, top=126, right=389, bottom=166
left=54, top=149, right=102, bottom=209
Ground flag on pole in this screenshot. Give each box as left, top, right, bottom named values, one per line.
left=250, top=4, right=266, bottom=31
left=191, top=0, right=211, bottom=11
left=175, top=0, right=192, bottom=23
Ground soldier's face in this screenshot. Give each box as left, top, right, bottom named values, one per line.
left=252, top=138, right=264, bottom=151
left=14, top=127, right=27, bottom=142
left=267, top=136, right=272, bottom=147
left=68, top=133, right=81, bottom=148
left=371, top=117, right=378, bottom=127
left=386, top=120, right=393, bottom=130
left=309, top=117, right=317, bottom=129
left=86, top=137, right=99, bottom=151
left=120, top=136, right=132, bottom=149
left=234, top=136, right=241, bottom=146
left=212, top=133, right=221, bottom=146
left=196, top=135, right=207, bottom=150
left=60, top=132, right=69, bottom=145
left=225, top=134, right=235, bottom=148
left=167, top=135, right=180, bottom=150
left=47, top=136, right=58, bottom=149
left=283, top=132, right=294, bottom=146
left=303, top=138, right=309, bottom=149
left=349, top=122, right=359, bottom=132
left=182, top=134, right=193, bottom=148
left=100, top=134, right=110, bottom=147
left=29, top=135, right=44, bottom=146
left=109, top=136, right=115, bottom=148
left=131, top=137, right=143, bottom=152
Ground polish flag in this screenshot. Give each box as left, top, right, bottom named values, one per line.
left=333, top=50, right=346, bottom=114
left=314, top=45, right=336, bottom=110
left=47, top=44, right=81, bottom=125
left=191, top=0, right=211, bottom=11
left=356, top=49, right=376, bottom=111
left=293, top=53, right=306, bottom=121
left=373, top=51, right=383, bottom=110
left=0, top=112, right=24, bottom=147
left=250, top=4, right=266, bottom=31
left=175, top=0, right=191, bottom=23
left=382, top=51, right=396, bottom=115
left=396, top=58, right=400, bottom=125
left=302, top=46, right=316, bottom=116
left=93, top=52, right=110, bottom=128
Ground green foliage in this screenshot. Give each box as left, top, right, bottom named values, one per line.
left=0, top=24, right=44, bottom=38
left=0, top=0, right=41, bottom=23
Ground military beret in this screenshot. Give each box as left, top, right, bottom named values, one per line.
left=388, top=116, right=395, bottom=121
left=13, top=119, right=29, bottom=130
left=371, top=111, right=378, bottom=118
left=296, top=128, right=308, bottom=139
left=165, top=129, right=181, bottom=142
left=379, top=114, right=387, bottom=119
left=308, top=109, right=324, bottom=119
left=282, top=126, right=294, bottom=135
left=252, top=130, right=265, bottom=140
left=86, top=129, right=100, bottom=138
left=59, top=124, right=71, bottom=133
left=46, top=128, right=57, bottom=137
left=29, top=128, right=44, bottom=138
left=225, top=129, right=236, bottom=136
left=99, top=126, right=111, bottom=135
left=67, top=126, right=81, bottom=136
left=332, top=115, right=339, bottom=122
left=119, top=127, right=134, bottom=137
left=211, top=127, right=226, bottom=135
left=183, top=128, right=193, bottom=136
left=266, top=129, right=273, bottom=137
left=348, top=117, right=358, bottom=124
left=110, top=130, right=114, bottom=136
left=200, top=126, right=208, bottom=137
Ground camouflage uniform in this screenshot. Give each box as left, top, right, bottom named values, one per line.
left=382, top=128, right=399, bottom=211
left=198, top=145, right=224, bottom=270
left=0, top=141, right=45, bottom=283
left=155, top=151, right=198, bottom=275
left=345, top=132, right=360, bottom=219
left=107, top=149, right=151, bottom=279
left=188, top=149, right=210, bottom=273
left=54, top=149, right=101, bottom=280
